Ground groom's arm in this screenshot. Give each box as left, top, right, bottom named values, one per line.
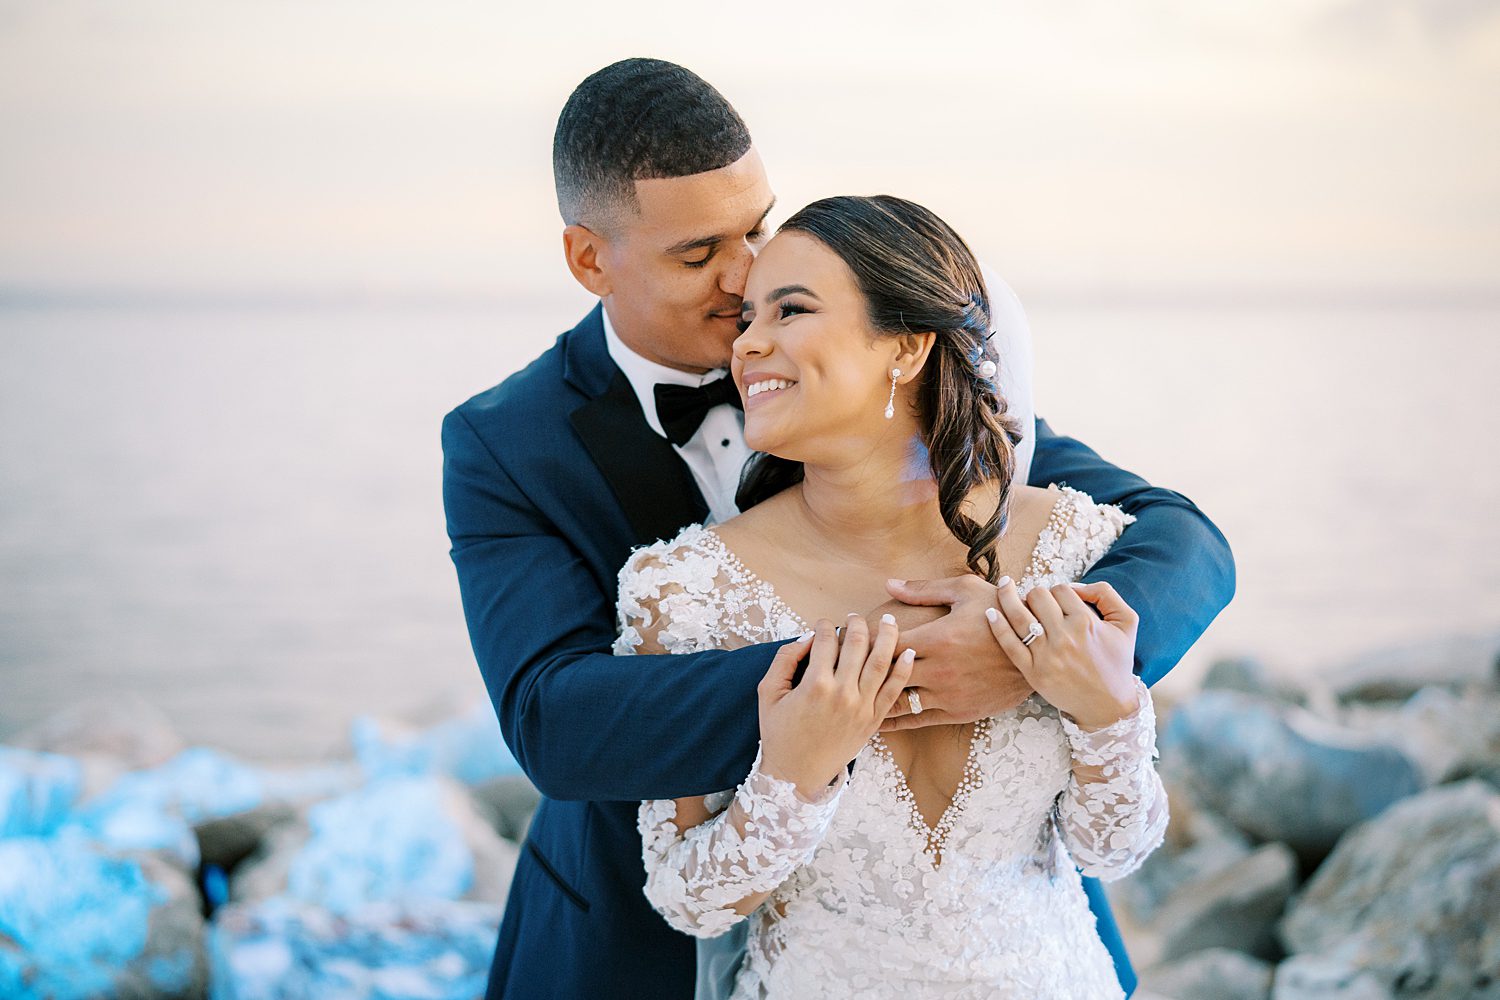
left=442, top=408, right=775, bottom=804
left=1028, top=417, right=1235, bottom=686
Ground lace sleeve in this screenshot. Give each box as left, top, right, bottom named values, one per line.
left=1054, top=677, right=1168, bottom=881
left=614, top=528, right=844, bottom=936
left=638, top=745, right=846, bottom=938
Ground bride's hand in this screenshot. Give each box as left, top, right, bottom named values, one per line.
left=985, top=579, right=1141, bottom=730
left=758, top=614, right=914, bottom=799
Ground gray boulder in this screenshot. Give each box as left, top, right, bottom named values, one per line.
left=0, top=832, right=207, bottom=999
left=470, top=774, right=541, bottom=843
left=209, top=897, right=502, bottom=1000
left=11, top=695, right=185, bottom=771
left=1114, top=788, right=1253, bottom=924
left=1140, top=948, right=1274, bottom=1000
left=1277, top=780, right=1500, bottom=999
left=1161, top=691, right=1425, bottom=857
left=1154, top=842, right=1298, bottom=962
left=1388, top=685, right=1500, bottom=786
left=1325, top=629, right=1500, bottom=704
left=1203, top=657, right=1309, bottom=707
left=230, top=774, right=518, bottom=912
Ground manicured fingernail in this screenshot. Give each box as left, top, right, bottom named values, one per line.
left=880, top=613, right=896, bottom=625
left=900, top=648, right=916, bottom=663
left=798, top=631, right=814, bottom=642
left=888, top=578, right=905, bottom=587
left=985, top=607, right=1000, bottom=622
left=997, top=576, right=1012, bottom=588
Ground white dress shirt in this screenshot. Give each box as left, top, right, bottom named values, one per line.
left=602, top=308, right=751, bottom=525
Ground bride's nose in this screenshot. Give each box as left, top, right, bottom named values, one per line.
left=734, top=317, right=770, bottom=360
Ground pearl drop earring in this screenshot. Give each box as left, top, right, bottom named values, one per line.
left=884, top=368, right=902, bottom=420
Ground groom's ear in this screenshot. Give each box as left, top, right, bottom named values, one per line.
left=893, top=331, right=938, bottom=380
left=562, top=225, right=613, bottom=298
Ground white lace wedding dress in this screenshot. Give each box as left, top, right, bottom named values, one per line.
left=613, top=487, right=1168, bottom=999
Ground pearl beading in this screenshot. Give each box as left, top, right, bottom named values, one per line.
left=1025, top=490, right=1079, bottom=587
left=868, top=716, right=997, bottom=866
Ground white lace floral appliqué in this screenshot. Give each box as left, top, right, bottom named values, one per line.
left=616, top=487, right=1168, bottom=999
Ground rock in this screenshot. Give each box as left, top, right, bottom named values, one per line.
left=1154, top=842, right=1298, bottom=962
left=1140, top=948, right=1275, bottom=1000
left=1272, top=949, right=1404, bottom=1000
left=1114, top=787, right=1253, bottom=924
left=1276, top=780, right=1500, bottom=998
left=1161, top=691, right=1425, bottom=857
left=1325, top=629, right=1500, bottom=704
left=0, top=746, right=82, bottom=838
left=352, top=701, right=522, bottom=786
left=1203, top=657, right=1307, bottom=707
left=195, top=804, right=297, bottom=872
left=0, top=831, right=207, bottom=999
left=71, top=748, right=359, bottom=872
left=11, top=695, right=185, bottom=771
left=470, top=774, right=541, bottom=843
left=1389, top=685, right=1500, bottom=786
left=230, top=774, right=518, bottom=912
left=209, top=896, right=502, bottom=1000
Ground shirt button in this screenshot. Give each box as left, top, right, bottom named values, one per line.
left=721, top=439, right=730, bottom=447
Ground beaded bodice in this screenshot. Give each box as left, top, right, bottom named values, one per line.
left=614, top=487, right=1168, bottom=998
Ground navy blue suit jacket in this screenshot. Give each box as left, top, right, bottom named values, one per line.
left=441, top=305, right=1235, bottom=999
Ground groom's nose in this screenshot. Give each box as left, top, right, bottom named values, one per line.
left=717, top=240, right=755, bottom=298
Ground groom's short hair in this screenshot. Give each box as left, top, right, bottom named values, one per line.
left=553, top=58, right=753, bottom=229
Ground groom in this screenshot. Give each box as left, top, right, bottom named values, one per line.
left=443, top=58, right=1234, bottom=1000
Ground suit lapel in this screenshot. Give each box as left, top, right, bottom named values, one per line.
left=564, top=307, right=710, bottom=547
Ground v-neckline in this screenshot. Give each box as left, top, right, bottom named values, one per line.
left=698, top=486, right=1076, bottom=867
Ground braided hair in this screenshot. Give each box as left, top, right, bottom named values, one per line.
left=736, top=195, right=1022, bottom=583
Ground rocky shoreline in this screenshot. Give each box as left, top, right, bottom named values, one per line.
left=1123, top=630, right=1500, bottom=1000
left=2, top=630, right=1497, bottom=999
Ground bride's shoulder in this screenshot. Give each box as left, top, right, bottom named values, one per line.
left=619, top=523, right=721, bottom=582
left=1016, top=484, right=1137, bottom=582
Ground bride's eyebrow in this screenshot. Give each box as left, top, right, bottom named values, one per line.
left=766, top=285, right=820, bottom=302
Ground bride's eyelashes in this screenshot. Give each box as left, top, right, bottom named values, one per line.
left=736, top=300, right=813, bottom=334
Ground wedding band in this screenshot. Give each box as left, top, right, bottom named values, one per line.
left=1021, top=621, right=1045, bottom=647
left=906, top=689, right=923, bottom=715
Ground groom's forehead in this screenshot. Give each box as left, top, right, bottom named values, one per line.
left=630, top=151, right=774, bottom=244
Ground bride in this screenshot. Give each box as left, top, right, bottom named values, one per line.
left=612, top=195, right=1168, bottom=998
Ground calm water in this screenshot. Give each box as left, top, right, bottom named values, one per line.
left=2, top=301, right=1498, bottom=758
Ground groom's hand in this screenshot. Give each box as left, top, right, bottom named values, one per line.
left=877, top=574, right=1034, bottom=731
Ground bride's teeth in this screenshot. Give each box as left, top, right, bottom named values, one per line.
left=749, top=379, right=795, bottom=398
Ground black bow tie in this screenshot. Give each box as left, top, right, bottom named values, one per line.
left=653, top=377, right=743, bottom=446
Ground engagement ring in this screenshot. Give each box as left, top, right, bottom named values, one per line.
left=906, top=689, right=923, bottom=715
left=1021, top=621, right=1045, bottom=647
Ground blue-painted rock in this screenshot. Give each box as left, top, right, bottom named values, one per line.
left=72, top=747, right=360, bottom=870
left=352, top=701, right=522, bottom=786
left=229, top=774, right=518, bottom=912
left=0, top=831, right=206, bottom=999
left=1275, top=780, right=1500, bottom=999
left=1162, top=691, right=1425, bottom=856
left=209, top=897, right=502, bottom=1000
left=0, top=747, right=82, bottom=838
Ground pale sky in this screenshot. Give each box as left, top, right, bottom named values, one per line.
left=1, top=0, right=1497, bottom=301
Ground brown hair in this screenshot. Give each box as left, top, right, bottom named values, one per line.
left=736, top=195, right=1023, bottom=582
